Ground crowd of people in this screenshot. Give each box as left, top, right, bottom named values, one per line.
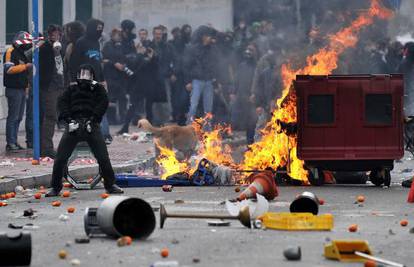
left=3, top=11, right=414, bottom=159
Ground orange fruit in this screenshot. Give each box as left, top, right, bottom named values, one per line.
left=52, top=201, right=62, bottom=207
left=0, top=202, right=4, bottom=207
left=400, top=220, right=408, bottom=227
left=0, top=194, right=5, bottom=200
left=160, top=248, right=169, bottom=258
left=234, top=187, right=240, bottom=193
left=62, top=191, right=71, bottom=198
left=0, top=202, right=8, bottom=207
left=58, top=249, right=67, bottom=259
left=101, top=193, right=109, bottom=199
left=67, top=207, right=76, bottom=213
left=364, top=260, right=377, bottom=267
left=319, top=198, right=325, bottom=205
left=357, top=195, right=365, bottom=203
left=31, top=159, right=40, bottom=165
left=348, top=224, right=358, bottom=232
left=63, top=182, right=72, bottom=188
left=117, top=236, right=132, bottom=246
left=34, top=193, right=42, bottom=199
left=9, top=192, right=16, bottom=198
left=6, top=193, right=13, bottom=199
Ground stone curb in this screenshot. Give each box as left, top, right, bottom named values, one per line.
left=0, top=158, right=154, bottom=194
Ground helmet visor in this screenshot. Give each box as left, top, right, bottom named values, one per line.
left=77, top=69, right=93, bottom=81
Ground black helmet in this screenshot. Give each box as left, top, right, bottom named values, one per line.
left=76, top=64, right=96, bottom=83
left=121, top=19, right=135, bottom=32
left=12, top=31, right=33, bottom=50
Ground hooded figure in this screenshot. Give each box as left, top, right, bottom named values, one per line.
left=69, top=18, right=105, bottom=82
left=120, top=19, right=137, bottom=55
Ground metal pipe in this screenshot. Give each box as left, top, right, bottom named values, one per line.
left=354, top=251, right=405, bottom=267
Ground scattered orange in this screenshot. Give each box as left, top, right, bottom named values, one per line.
left=6, top=193, right=13, bottom=199
left=63, top=182, right=72, bottom=188
left=117, top=236, right=132, bottom=246
left=67, top=207, right=76, bottom=213
left=58, top=249, right=67, bottom=259
left=0, top=194, right=5, bottom=200
left=400, top=220, right=408, bottom=227
left=319, top=198, right=325, bottom=205
left=31, top=159, right=40, bottom=165
left=52, top=201, right=62, bottom=207
left=9, top=192, right=16, bottom=198
left=234, top=187, right=240, bottom=193
left=100, top=193, right=109, bottom=199
left=62, top=191, right=71, bottom=198
left=2, top=202, right=7, bottom=207
left=348, top=224, right=358, bottom=232
left=364, top=260, right=377, bottom=267
left=34, top=193, right=42, bottom=199
left=357, top=195, right=365, bottom=203
left=0, top=202, right=4, bottom=207
left=160, top=248, right=169, bottom=258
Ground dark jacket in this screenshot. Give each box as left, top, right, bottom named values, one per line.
left=69, top=19, right=105, bottom=82
left=3, top=47, right=30, bottom=89
left=183, top=43, right=217, bottom=84
left=39, top=40, right=64, bottom=90
left=102, top=40, right=125, bottom=82
left=57, top=82, right=108, bottom=123
left=150, top=40, right=174, bottom=79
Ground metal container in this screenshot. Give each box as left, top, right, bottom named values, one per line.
left=0, top=232, right=31, bottom=266
left=96, top=196, right=156, bottom=239
left=290, top=191, right=319, bottom=215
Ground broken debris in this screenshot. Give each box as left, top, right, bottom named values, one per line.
left=283, top=246, right=302, bottom=261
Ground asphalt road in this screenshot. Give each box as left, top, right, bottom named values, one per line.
left=0, top=183, right=413, bottom=267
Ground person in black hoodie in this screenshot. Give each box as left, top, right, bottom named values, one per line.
left=39, top=24, right=64, bottom=158
left=69, top=18, right=105, bottom=83
left=45, top=64, right=123, bottom=196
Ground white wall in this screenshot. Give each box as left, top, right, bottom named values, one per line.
left=103, top=0, right=233, bottom=36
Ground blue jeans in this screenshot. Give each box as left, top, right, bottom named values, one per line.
left=100, top=113, right=110, bottom=137
left=6, top=88, right=26, bottom=145
left=186, top=79, right=213, bottom=124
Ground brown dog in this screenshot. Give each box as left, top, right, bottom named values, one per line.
left=137, top=119, right=198, bottom=159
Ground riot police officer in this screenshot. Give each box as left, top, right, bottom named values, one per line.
left=46, top=64, right=123, bottom=196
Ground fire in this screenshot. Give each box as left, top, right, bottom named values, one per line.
left=156, top=0, right=393, bottom=183
left=242, top=0, right=393, bottom=182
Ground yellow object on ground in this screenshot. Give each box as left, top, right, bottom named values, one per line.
left=324, top=240, right=372, bottom=262
left=258, top=212, right=333, bottom=231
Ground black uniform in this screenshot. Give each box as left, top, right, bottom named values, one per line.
left=49, top=77, right=117, bottom=193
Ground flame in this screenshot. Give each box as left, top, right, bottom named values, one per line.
left=155, top=0, right=393, bottom=183
left=242, top=0, right=393, bottom=182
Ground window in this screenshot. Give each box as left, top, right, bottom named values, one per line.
left=307, top=95, right=334, bottom=124
left=6, top=0, right=28, bottom=44
left=365, top=94, right=392, bottom=125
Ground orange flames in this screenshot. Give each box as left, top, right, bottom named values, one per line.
left=156, top=0, right=393, bottom=183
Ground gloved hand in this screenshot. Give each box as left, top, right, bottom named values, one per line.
left=68, top=120, right=79, bottom=132
left=85, top=120, right=92, bottom=133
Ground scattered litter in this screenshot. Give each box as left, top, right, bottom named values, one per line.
left=210, top=229, right=217, bottom=233
left=319, top=198, right=325, bottom=205
left=117, top=236, right=132, bottom=247
left=348, top=224, right=358, bottom=232
left=290, top=192, right=319, bottom=215
left=355, top=251, right=405, bottom=267
left=151, top=248, right=160, bottom=254
left=58, top=249, right=67, bottom=259
left=151, top=261, right=179, bottom=267
left=234, top=186, right=240, bottom=193
left=171, top=239, right=179, bottom=245
left=193, top=258, right=200, bottom=263
left=34, top=193, right=42, bottom=199
left=8, top=223, right=23, bottom=229
left=100, top=193, right=109, bottom=199
left=364, top=260, right=377, bottom=267
left=22, top=224, right=39, bottom=230
left=71, top=258, right=81, bottom=266
left=400, top=220, right=408, bottom=227
left=125, top=132, right=151, bottom=142
left=65, top=241, right=72, bottom=247
left=237, top=170, right=277, bottom=200
left=388, top=229, right=396, bottom=235
left=207, top=220, right=230, bottom=227
left=0, top=160, right=15, bottom=167
left=174, top=200, right=184, bottom=204
left=409, top=227, right=414, bottom=234
left=15, top=185, right=24, bottom=194
left=253, top=219, right=263, bottom=229
left=23, top=208, right=35, bottom=217
left=0, top=202, right=8, bottom=207
left=283, top=246, right=302, bottom=261
left=226, top=193, right=269, bottom=219
left=160, top=248, right=169, bottom=258
left=401, top=168, right=412, bottom=173
left=162, top=185, right=173, bottom=192
left=259, top=212, right=334, bottom=231
left=59, top=214, right=69, bottom=222
left=75, top=236, right=90, bottom=244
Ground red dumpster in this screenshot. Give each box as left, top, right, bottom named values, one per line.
left=295, top=74, right=404, bottom=186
